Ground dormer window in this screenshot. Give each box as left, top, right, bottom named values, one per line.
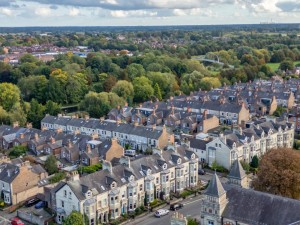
left=87, top=191, right=91, bottom=198
left=191, top=153, right=195, bottom=159
left=177, top=158, right=181, bottom=165
left=129, top=175, right=134, bottom=182
left=111, top=182, right=116, bottom=189
left=147, top=169, right=151, bottom=175
left=232, top=142, right=236, bottom=148
left=163, top=163, right=167, bottom=170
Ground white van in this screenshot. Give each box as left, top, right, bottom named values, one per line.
left=124, top=150, right=136, bottom=157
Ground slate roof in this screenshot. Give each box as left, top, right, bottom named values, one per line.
left=205, top=172, right=226, bottom=197
left=0, top=163, right=19, bottom=183
left=189, top=139, right=208, bottom=150
left=228, top=160, right=246, bottom=180
left=223, top=185, right=300, bottom=225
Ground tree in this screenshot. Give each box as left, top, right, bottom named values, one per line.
left=0, top=106, right=10, bottom=125
left=133, top=76, right=154, bottom=102
left=62, top=211, right=85, bottom=225
left=45, top=100, right=61, bottom=116
left=153, top=83, right=162, bottom=101
left=0, top=83, right=21, bottom=111
left=250, top=155, right=259, bottom=168
left=187, top=218, right=199, bottom=225
left=45, top=155, right=58, bottom=175
left=80, top=91, right=125, bottom=118
left=111, top=80, right=134, bottom=101
left=126, top=63, right=145, bottom=80
left=280, top=60, right=294, bottom=71
left=252, top=148, right=300, bottom=199
left=27, top=99, right=45, bottom=129
left=199, top=77, right=221, bottom=91
left=9, top=103, right=27, bottom=126
left=19, top=53, right=38, bottom=64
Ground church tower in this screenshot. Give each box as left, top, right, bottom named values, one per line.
left=200, top=172, right=228, bottom=225
left=228, top=160, right=248, bottom=188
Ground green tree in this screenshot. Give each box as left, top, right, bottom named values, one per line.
left=62, top=211, right=85, bottom=225
left=46, top=69, right=68, bottom=104
left=280, top=60, right=294, bottom=71
left=133, top=76, right=154, bottom=102
left=45, top=155, right=58, bottom=175
left=187, top=217, right=199, bottom=225
left=0, top=83, right=21, bottom=111
left=27, top=99, right=46, bottom=129
left=126, top=63, right=145, bottom=80
left=45, top=100, right=61, bottom=116
left=250, top=155, right=259, bottom=168
left=199, top=77, right=221, bottom=91
left=9, top=103, right=27, bottom=126
left=111, top=80, right=134, bottom=101
left=0, top=106, right=10, bottom=125
left=80, top=91, right=125, bottom=118
left=19, top=53, right=38, bottom=64
left=153, top=83, right=162, bottom=101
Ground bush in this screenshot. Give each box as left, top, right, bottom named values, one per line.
left=49, top=172, right=66, bottom=184
left=211, top=161, right=229, bottom=173
left=180, top=190, right=194, bottom=198
left=78, top=163, right=102, bottom=174
left=45, top=155, right=59, bottom=175
left=9, top=146, right=27, bottom=158
left=0, top=201, right=5, bottom=207
left=240, top=160, right=250, bottom=173
left=149, top=199, right=158, bottom=207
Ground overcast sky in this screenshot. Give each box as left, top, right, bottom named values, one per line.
left=0, top=0, right=299, bottom=26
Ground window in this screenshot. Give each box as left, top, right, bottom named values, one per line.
left=61, top=200, right=64, bottom=208
left=139, top=184, right=143, bottom=191
left=64, top=190, right=67, bottom=197
left=166, top=175, right=169, bottom=182
left=208, top=221, right=214, bottom=225
left=156, top=177, right=159, bottom=184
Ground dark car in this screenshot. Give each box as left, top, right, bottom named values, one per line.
left=198, top=168, right=206, bottom=175
left=25, top=198, right=40, bottom=207
left=170, top=203, right=184, bottom=211
left=34, top=201, right=46, bottom=209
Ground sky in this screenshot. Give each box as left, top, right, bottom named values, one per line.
left=0, top=0, right=299, bottom=26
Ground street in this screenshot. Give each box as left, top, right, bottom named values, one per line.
left=126, top=195, right=204, bottom=225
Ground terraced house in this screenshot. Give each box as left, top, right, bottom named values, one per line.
left=41, top=115, right=174, bottom=151
left=205, top=118, right=294, bottom=169
left=53, top=146, right=198, bottom=225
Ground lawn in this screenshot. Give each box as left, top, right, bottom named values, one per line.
left=267, top=61, right=300, bottom=72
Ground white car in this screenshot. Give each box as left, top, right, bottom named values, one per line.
left=155, top=209, right=169, bottom=218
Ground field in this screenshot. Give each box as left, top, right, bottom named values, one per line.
left=267, top=61, right=300, bottom=72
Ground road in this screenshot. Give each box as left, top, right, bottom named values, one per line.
left=126, top=196, right=204, bottom=225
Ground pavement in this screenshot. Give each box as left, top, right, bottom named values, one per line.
left=125, top=195, right=204, bottom=225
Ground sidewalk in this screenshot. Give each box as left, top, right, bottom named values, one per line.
left=121, top=194, right=204, bottom=225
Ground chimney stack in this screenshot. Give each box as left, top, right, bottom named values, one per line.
left=86, top=143, right=91, bottom=153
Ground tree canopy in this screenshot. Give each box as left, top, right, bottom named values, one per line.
left=253, top=148, right=300, bottom=199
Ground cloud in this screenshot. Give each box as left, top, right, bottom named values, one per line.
left=0, top=8, right=13, bottom=16
left=35, top=7, right=51, bottom=16
left=110, top=10, right=157, bottom=18
left=69, top=7, right=80, bottom=16
left=276, top=1, right=300, bottom=11
left=21, top=0, right=235, bottom=10
left=0, top=0, right=14, bottom=7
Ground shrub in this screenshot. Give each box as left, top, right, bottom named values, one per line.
left=149, top=199, right=158, bottom=207
left=211, top=161, right=229, bottom=173
left=78, top=163, right=102, bottom=174
left=49, top=172, right=66, bottom=184
left=9, top=146, right=27, bottom=158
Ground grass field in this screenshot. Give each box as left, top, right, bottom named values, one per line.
left=267, top=61, right=300, bottom=72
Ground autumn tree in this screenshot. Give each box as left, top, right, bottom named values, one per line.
left=252, top=148, right=300, bottom=199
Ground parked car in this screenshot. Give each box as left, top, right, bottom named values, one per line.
left=124, top=150, right=136, bottom=157
left=170, top=203, right=184, bottom=211
left=34, top=201, right=46, bottom=209
left=25, top=198, right=40, bottom=207
left=198, top=168, right=206, bottom=175
left=154, top=209, right=169, bottom=217
left=10, top=217, right=24, bottom=225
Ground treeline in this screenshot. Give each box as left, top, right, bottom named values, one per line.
left=0, top=30, right=299, bottom=128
